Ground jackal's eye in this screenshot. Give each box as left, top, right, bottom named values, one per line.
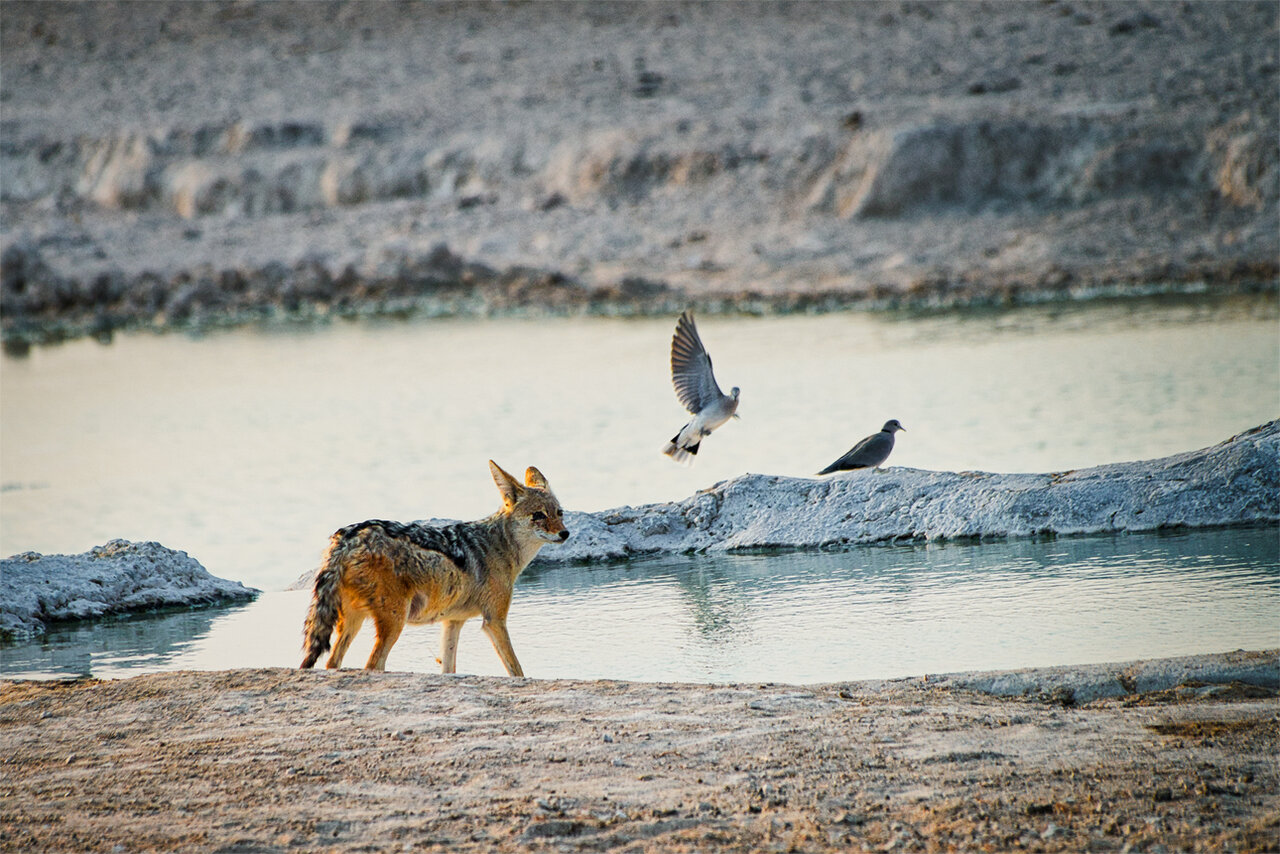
left=555, top=508, right=563, bottom=518
left=530, top=511, right=547, bottom=522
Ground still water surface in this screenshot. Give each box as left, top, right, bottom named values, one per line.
left=2, top=296, right=1277, bottom=681
left=3, top=526, right=1276, bottom=683
left=2, top=295, right=1276, bottom=593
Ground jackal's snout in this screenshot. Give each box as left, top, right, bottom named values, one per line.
left=534, top=520, right=570, bottom=543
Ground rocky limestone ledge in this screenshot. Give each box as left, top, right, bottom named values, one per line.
left=3, top=2, right=1278, bottom=347
left=0, top=539, right=259, bottom=641
left=929, top=649, right=1280, bottom=706
left=541, top=421, right=1279, bottom=563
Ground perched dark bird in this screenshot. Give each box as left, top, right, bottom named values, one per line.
left=817, top=420, right=905, bottom=474
left=662, top=311, right=740, bottom=463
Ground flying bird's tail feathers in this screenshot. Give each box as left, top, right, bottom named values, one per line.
left=662, top=434, right=698, bottom=465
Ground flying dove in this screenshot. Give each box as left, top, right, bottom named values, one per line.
left=817, top=420, right=905, bottom=474
left=662, top=311, right=740, bottom=463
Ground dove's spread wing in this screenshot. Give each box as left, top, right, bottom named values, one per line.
left=670, top=312, right=725, bottom=414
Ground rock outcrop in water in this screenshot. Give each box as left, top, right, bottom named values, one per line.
left=542, top=421, right=1279, bottom=563
left=2, top=2, right=1277, bottom=345
left=0, top=539, right=258, bottom=640
left=11, top=426, right=1274, bottom=618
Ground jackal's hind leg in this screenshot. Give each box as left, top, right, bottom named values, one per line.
left=440, top=619, right=465, bottom=674
left=326, top=611, right=365, bottom=669
left=365, top=611, right=406, bottom=671
left=482, top=618, right=524, bottom=677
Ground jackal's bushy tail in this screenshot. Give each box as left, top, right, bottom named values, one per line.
left=300, top=532, right=351, bottom=668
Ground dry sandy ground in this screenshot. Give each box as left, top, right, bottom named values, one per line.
left=2, top=664, right=1276, bottom=853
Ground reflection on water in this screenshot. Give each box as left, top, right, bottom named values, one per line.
left=1, top=606, right=228, bottom=679
left=5, top=526, right=1276, bottom=684
left=1, top=294, right=1277, bottom=593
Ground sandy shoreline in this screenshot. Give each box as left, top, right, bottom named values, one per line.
left=2, top=651, right=1276, bottom=852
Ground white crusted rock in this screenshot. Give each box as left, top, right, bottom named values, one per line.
left=1, top=540, right=258, bottom=640
left=537, top=421, right=1279, bottom=562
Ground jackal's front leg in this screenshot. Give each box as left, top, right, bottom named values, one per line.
left=482, top=618, right=524, bottom=677
left=440, top=619, right=465, bottom=674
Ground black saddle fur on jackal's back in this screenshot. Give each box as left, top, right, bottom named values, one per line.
left=302, top=518, right=495, bottom=668
left=337, top=519, right=489, bottom=581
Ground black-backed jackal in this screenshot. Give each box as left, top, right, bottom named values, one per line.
left=300, top=461, right=569, bottom=675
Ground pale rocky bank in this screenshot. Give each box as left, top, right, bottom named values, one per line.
left=542, top=420, right=1280, bottom=564
left=2, top=1, right=1278, bottom=345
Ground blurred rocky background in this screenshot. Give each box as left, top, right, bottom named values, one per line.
left=1, top=1, right=1276, bottom=343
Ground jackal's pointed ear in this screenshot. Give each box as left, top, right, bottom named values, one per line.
left=489, top=460, right=523, bottom=507
left=524, top=467, right=549, bottom=490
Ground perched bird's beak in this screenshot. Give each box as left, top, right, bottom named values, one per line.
left=732, top=413, right=741, bottom=420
